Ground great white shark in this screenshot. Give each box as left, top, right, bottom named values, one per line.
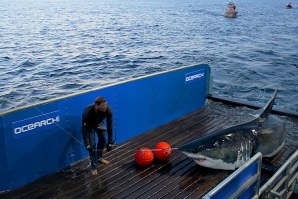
left=179, top=89, right=285, bottom=170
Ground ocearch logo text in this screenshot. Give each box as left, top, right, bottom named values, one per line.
left=185, top=69, right=205, bottom=84
left=12, top=110, right=60, bottom=139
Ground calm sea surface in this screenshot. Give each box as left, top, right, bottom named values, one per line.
left=0, top=0, right=297, bottom=113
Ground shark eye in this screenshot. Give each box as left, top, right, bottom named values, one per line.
left=194, top=145, right=204, bottom=153
left=225, top=134, right=232, bottom=140
left=214, top=141, right=220, bottom=147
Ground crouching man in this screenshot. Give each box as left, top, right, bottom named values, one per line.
left=82, top=96, right=113, bottom=176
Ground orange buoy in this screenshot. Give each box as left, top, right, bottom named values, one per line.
left=154, top=142, right=172, bottom=160
left=135, top=148, right=154, bottom=166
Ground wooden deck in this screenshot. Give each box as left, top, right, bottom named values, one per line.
left=1, top=99, right=298, bottom=199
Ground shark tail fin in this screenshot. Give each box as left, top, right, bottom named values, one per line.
left=259, top=88, right=278, bottom=118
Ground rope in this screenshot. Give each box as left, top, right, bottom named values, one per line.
left=87, top=147, right=179, bottom=153
left=34, top=106, right=180, bottom=152
left=34, top=106, right=83, bottom=145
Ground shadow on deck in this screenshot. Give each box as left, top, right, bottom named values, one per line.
left=1, top=100, right=298, bottom=199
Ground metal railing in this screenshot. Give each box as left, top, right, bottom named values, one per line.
left=252, top=150, right=298, bottom=199
left=203, top=152, right=262, bottom=199
left=203, top=150, right=298, bottom=199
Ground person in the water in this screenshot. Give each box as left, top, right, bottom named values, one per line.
left=286, top=3, right=292, bottom=8
left=82, top=96, right=113, bottom=176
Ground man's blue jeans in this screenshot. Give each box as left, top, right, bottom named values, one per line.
left=88, top=129, right=107, bottom=170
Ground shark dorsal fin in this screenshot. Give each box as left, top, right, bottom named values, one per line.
left=248, top=110, right=262, bottom=118
left=258, top=89, right=278, bottom=118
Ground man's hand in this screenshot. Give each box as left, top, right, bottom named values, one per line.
left=106, top=141, right=113, bottom=152
left=86, top=145, right=93, bottom=151
left=96, top=122, right=107, bottom=132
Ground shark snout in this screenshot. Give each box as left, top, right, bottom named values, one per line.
left=179, top=139, right=203, bottom=154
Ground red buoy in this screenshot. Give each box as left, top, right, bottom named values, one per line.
left=154, top=142, right=172, bottom=160
left=135, top=148, right=154, bottom=166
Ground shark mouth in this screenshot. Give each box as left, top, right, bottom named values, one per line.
left=182, top=152, right=237, bottom=170
left=194, top=157, right=207, bottom=163
left=195, top=156, right=236, bottom=170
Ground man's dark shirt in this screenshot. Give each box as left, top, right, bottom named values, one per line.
left=82, top=104, right=113, bottom=146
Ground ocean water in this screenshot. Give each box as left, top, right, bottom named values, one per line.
left=0, top=0, right=297, bottom=113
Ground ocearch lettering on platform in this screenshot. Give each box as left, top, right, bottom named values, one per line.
left=185, top=69, right=205, bottom=84
left=12, top=110, right=60, bottom=139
